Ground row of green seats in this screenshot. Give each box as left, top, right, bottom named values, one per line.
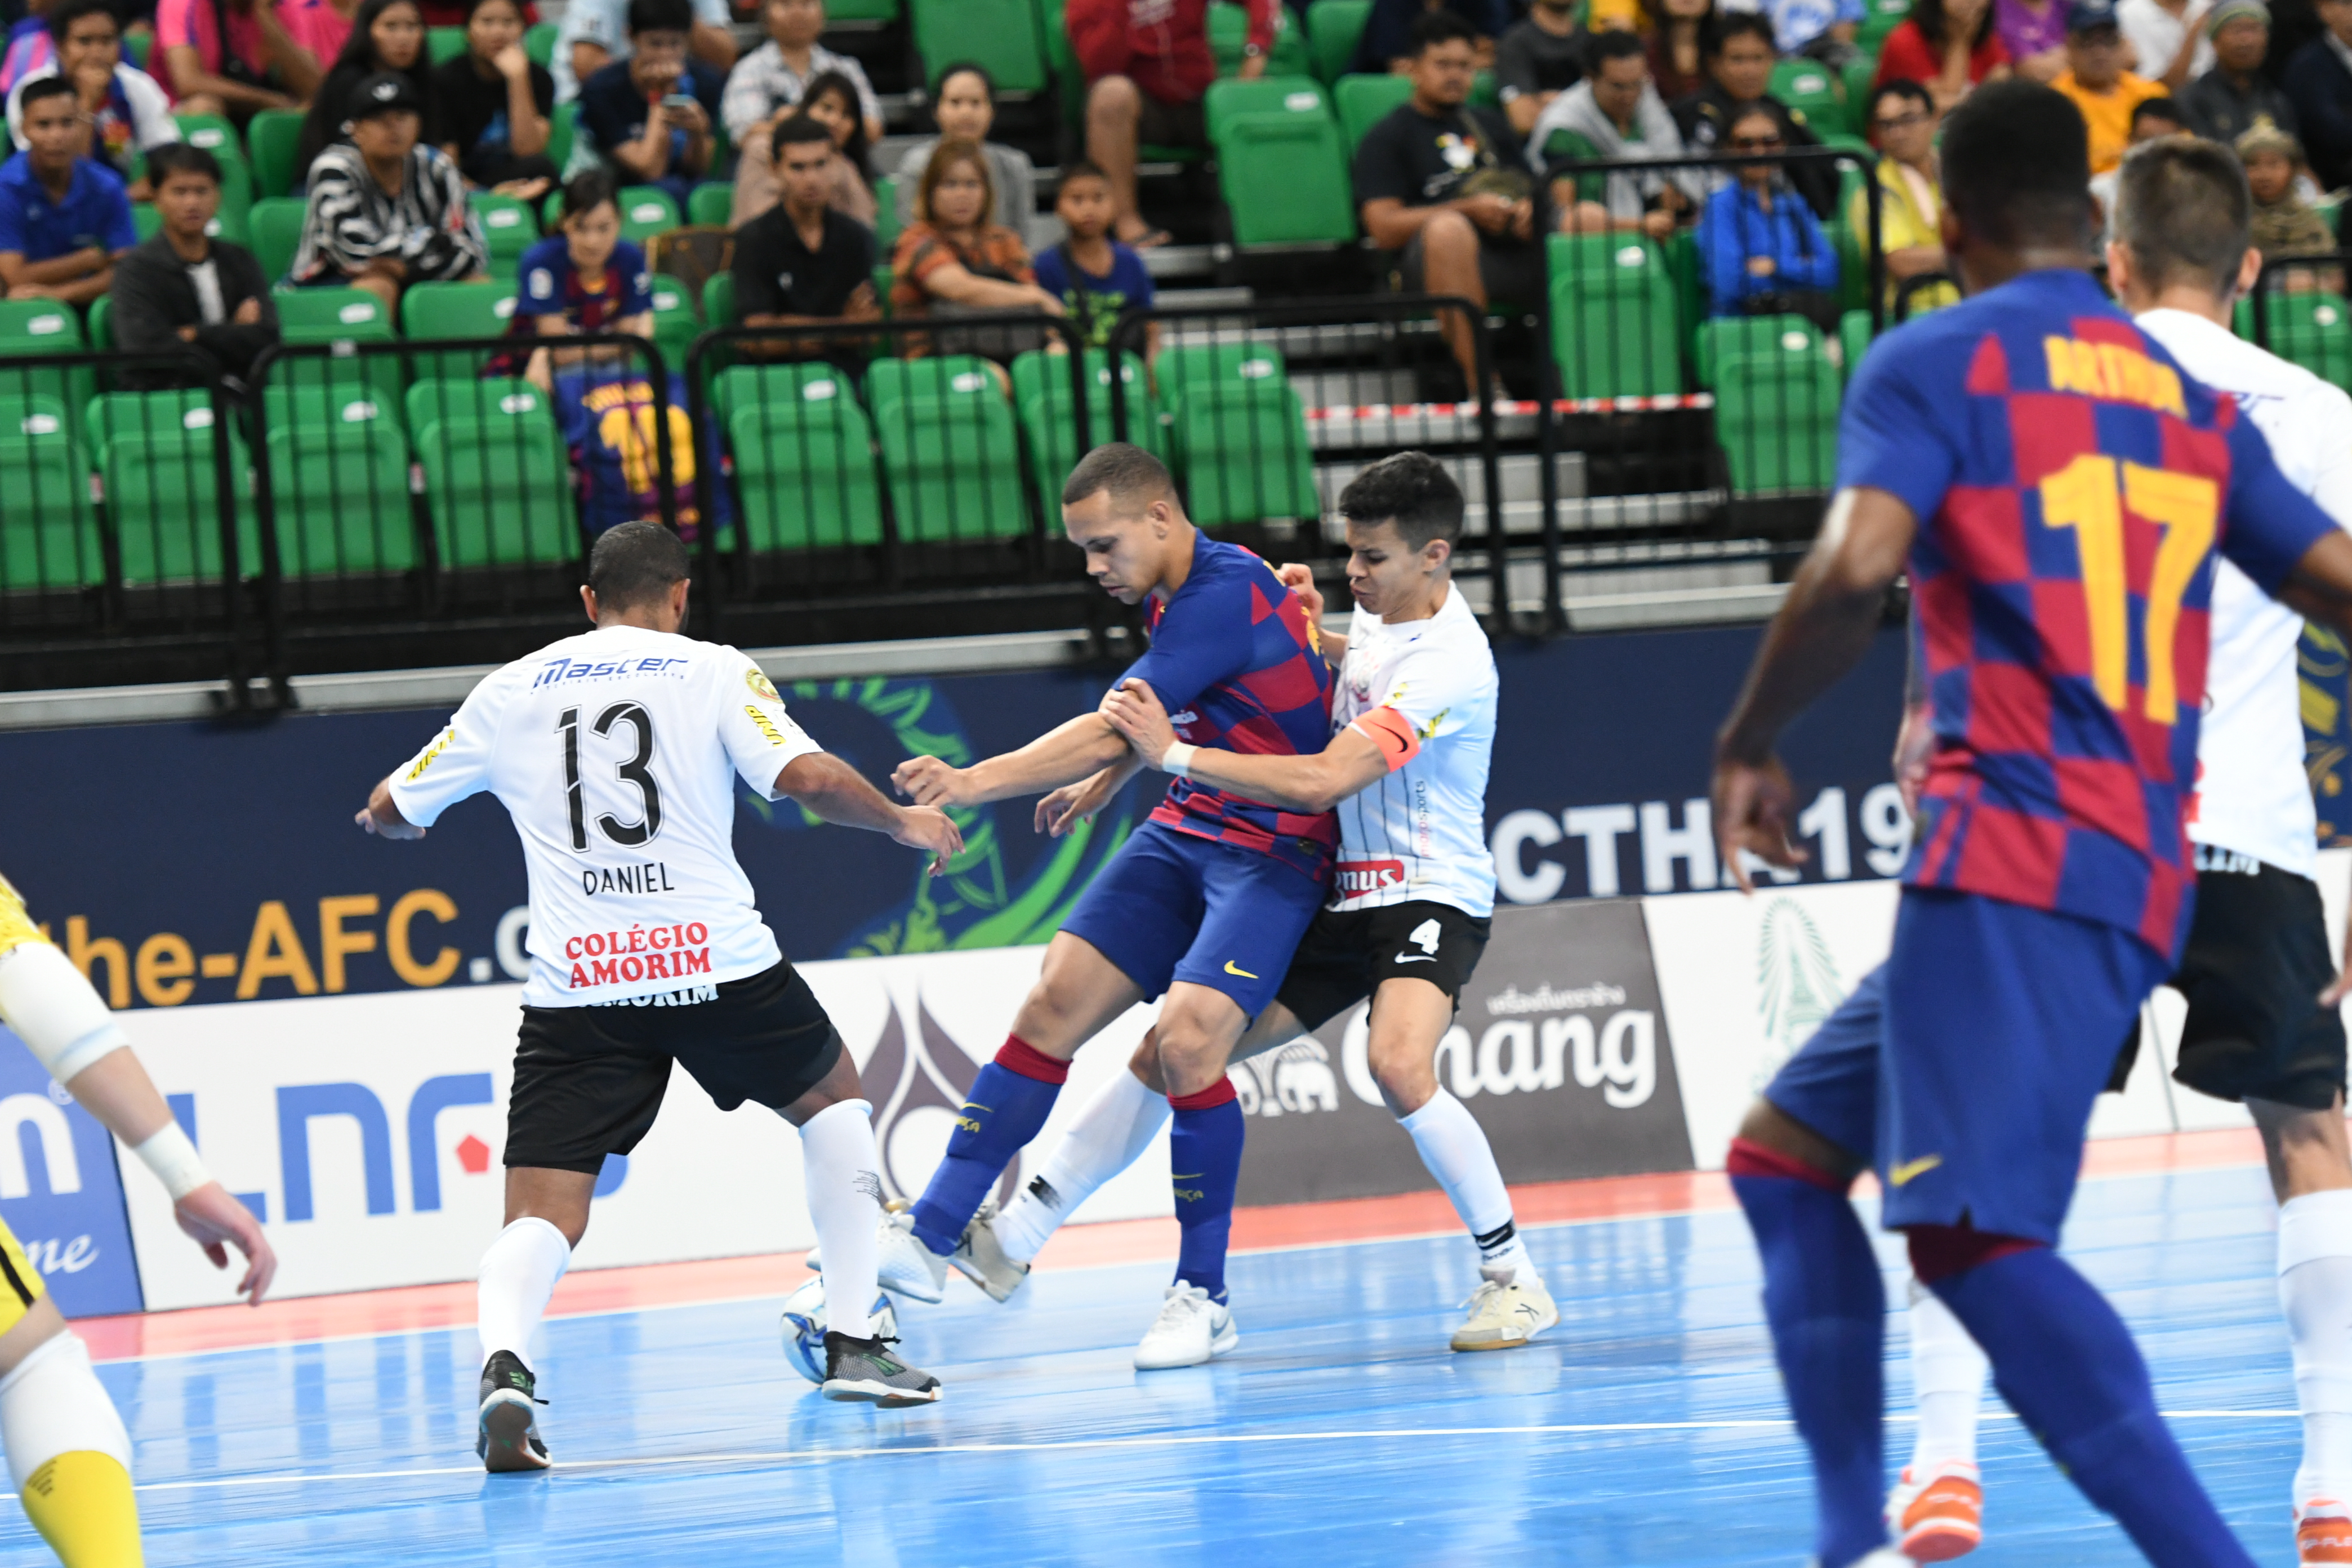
left=2236, top=292, right=2352, bottom=391
left=1204, top=77, right=1356, bottom=248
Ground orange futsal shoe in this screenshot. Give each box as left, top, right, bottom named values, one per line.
left=2297, top=1499, right=2352, bottom=1566
left=1885, top=1461, right=1983, bottom=1562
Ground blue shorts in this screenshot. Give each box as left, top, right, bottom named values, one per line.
left=1764, top=963, right=1888, bottom=1166
left=1057, top=821, right=1326, bottom=1019
left=1875, top=889, right=2169, bottom=1245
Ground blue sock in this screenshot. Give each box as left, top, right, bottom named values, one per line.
left=1727, top=1139, right=1886, bottom=1568
left=908, top=1040, right=1066, bottom=1256
left=1922, top=1240, right=2257, bottom=1568
left=1169, top=1086, right=1244, bottom=1302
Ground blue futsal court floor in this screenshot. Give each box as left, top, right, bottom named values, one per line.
left=1, top=1155, right=2307, bottom=1566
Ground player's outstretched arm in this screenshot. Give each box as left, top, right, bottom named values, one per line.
left=890, top=711, right=1132, bottom=809
left=0, top=947, right=276, bottom=1302
left=355, top=777, right=426, bottom=839
left=1714, top=487, right=1917, bottom=892
left=1102, top=678, right=1386, bottom=814
left=777, top=753, right=965, bottom=875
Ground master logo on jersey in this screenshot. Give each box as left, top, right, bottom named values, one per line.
left=745, top=667, right=782, bottom=704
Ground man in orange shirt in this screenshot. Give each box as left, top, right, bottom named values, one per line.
left=2053, top=0, right=2168, bottom=168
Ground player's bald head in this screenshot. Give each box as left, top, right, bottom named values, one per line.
left=1940, top=80, right=2093, bottom=251
left=1062, top=443, right=1177, bottom=519
left=2112, top=135, right=2251, bottom=300
left=587, top=520, right=691, bottom=613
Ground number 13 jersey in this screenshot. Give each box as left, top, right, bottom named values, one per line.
left=386, top=625, right=825, bottom=1006
left=1838, top=268, right=2337, bottom=960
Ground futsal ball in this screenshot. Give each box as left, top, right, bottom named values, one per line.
left=781, top=1277, right=899, bottom=1384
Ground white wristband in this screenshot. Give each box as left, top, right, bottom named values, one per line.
left=1162, top=741, right=1198, bottom=779
left=132, top=1123, right=211, bottom=1203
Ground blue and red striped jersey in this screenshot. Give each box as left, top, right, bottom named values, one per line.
left=1124, top=537, right=1337, bottom=881
left=1840, top=269, right=2335, bottom=959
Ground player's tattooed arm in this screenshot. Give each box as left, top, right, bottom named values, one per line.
left=1715, top=487, right=1916, bottom=892
left=891, top=711, right=1132, bottom=808
left=1102, top=678, right=1386, bottom=814
left=777, top=754, right=965, bottom=875
left=1276, top=562, right=1346, bottom=669
left=356, top=777, right=427, bottom=839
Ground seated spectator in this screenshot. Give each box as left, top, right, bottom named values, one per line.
left=1697, top=106, right=1839, bottom=323
left=720, top=0, right=880, bottom=158
left=0, top=75, right=133, bottom=303
left=1352, top=0, right=1510, bottom=72
left=1530, top=28, right=1705, bottom=238
left=1358, top=13, right=1540, bottom=399
left=1645, top=0, right=1713, bottom=103
left=2119, top=0, right=2212, bottom=89
left=2242, top=122, right=2336, bottom=270
left=2285, top=0, right=2352, bottom=187
left=1067, top=0, right=1279, bottom=247
left=0, top=0, right=61, bottom=95
left=280, top=0, right=358, bottom=78
left=4, top=0, right=179, bottom=200
left=2180, top=0, right=2297, bottom=139
left=2088, top=93, right=2182, bottom=234
left=110, top=142, right=279, bottom=381
left=1874, top=0, right=2011, bottom=109
left=299, top=0, right=439, bottom=179
left=157, top=0, right=323, bottom=119
left=889, top=64, right=1034, bottom=236
left=1852, top=80, right=1958, bottom=313
left=433, top=0, right=556, bottom=189
left=578, top=0, right=723, bottom=208
left=288, top=72, right=486, bottom=304
left=1034, top=160, right=1155, bottom=356
left=1763, top=0, right=1864, bottom=66
left=551, top=0, right=730, bottom=104
left=731, top=113, right=877, bottom=360
left=733, top=62, right=876, bottom=228
left=1496, top=0, right=1587, bottom=137
left=1997, top=0, right=2071, bottom=79
left=1672, top=13, right=1838, bottom=219
left=495, top=170, right=649, bottom=389
left=2054, top=0, right=2166, bottom=171
left=889, top=137, right=1061, bottom=362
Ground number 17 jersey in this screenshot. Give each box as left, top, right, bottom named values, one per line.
left=386, top=625, right=825, bottom=1006
left=1837, top=268, right=2336, bottom=960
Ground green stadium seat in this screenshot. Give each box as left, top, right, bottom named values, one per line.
left=123, top=28, right=148, bottom=68
left=273, top=287, right=393, bottom=340
left=703, top=270, right=736, bottom=327
left=1307, top=0, right=1371, bottom=82
left=247, top=108, right=306, bottom=199
left=1771, top=59, right=1841, bottom=128
left=686, top=182, right=732, bottom=228
left=1209, top=2, right=1310, bottom=77
left=206, top=155, right=254, bottom=245
left=910, top=0, right=1047, bottom=92
left=88, top=390, right=259, bottom=584
left=1714, top=348, right=1841, bottom=495
left=1859, top=0, right=1911, bottom=48
left=172, top=113, right=243, bottom=163
left=2243, top=293, right=2352, bottom=389
left=1012, top=348, right=1155, bottom=497
left=867, top=354, right=1001, bottom=415
left=1694, top=313, right=1824, bottom=388
left=406, top=378, right=578, bottom=567
left=1839, top=308, right=1873, bottom=386
left=870, top=368, right=1032, bottom=541
left=132, top=202, right=161, bottom=243
left=1170, top=381, right=1318, bottom=526
left=616, top=186, right=681, bottom=243
left=474, top=192, right=537, bottom=278
left=264, top=411, right=418, bottom=577
left=0, top=395, right=100, bottom=590
left=251, top=197, right=307, bottom=282
left=524, top=20, right=557, bottom=65
left=827, top=0, right=899, bottom=16
left=264, top=379, right=402, bottom=433
left=428, top=25, right=466, bottom=63
left=726, top=372, right=886, bottom=550
left=873, top=175, right=899, bottom=253
left=0, top=302, right=92, bottom=435
left=1204, top=75, right=1331, bottom=141
left=1546, top=232, right=1683, bottom=399
left=1335, top=73, right=1413, bottom=152
left=549, top=101, right=576, bottom=172
left=1842, top=55, right=1879, bottom=135
left=86, top=295, right=112, bottom=352
left=402, top=281, right=522, bottom=382
left=648, top=278, right=698, bottom=372
left=1214, top=110, right=1356, bottom=247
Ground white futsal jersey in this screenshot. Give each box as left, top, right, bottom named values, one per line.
left=2137, top=309, right=2352, bottom=881
left=1329, top=582, right=1499, bottom=917
left=387, top=625, right=825, bottom=1006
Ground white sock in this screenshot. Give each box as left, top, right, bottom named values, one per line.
left=1399, top=1088, right=1538, bottom=1284
left=0, top=1333, right=131, bottom=1490
left=1906, top=1277, right=1988, bottom=1471
left=800, top=1098, right=883, bottom=1340
left=2280, top=1188, right=2352, bottom=1503
left=476, top=1216, right=571, bottom=1373
left=994, top=1066, right=1170, bottom=1264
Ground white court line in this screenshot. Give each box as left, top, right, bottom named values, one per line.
left=121, top=1411, right=2300, bottom=1495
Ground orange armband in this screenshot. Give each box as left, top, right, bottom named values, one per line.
left=1351, top=706, right=1421, bottom=772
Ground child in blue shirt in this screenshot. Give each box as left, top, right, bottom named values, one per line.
left=1032, top=159, right=1156, bottom=358
left=498, top=167, right=653, bottom=388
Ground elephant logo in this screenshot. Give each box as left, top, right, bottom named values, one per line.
left=1229, top=1040, right=1340, bottom=1118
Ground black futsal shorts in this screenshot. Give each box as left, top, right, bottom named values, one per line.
left=505, top=958, right=844, bottom=1173
left=1272, top=899, right=1491, bottom=1034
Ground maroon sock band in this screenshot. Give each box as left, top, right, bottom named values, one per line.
left=1907, top=1223, right=2040, bottom=1286
left=994, top=1035, right=1070, bottom=1085
left=1169, top=1077, right=1237, bottom=1112
left=1725, top=1135, right=1851, bottom=1194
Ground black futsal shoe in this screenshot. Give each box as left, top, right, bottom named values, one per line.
left=478, top=1349, right=552, bottom=1472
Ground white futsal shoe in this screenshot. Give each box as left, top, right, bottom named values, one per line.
left=1134, top=1281, right=1239, bottom=1370
left=951, top=1202, right=1031, bottom=1303
left=1449, top=1265, right=1560, bottom=1352
left=875, top=1207, right=951, bottom=1303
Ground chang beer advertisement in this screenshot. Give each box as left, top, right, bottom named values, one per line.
left=1231, top=901, right=1695, bottom=1206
